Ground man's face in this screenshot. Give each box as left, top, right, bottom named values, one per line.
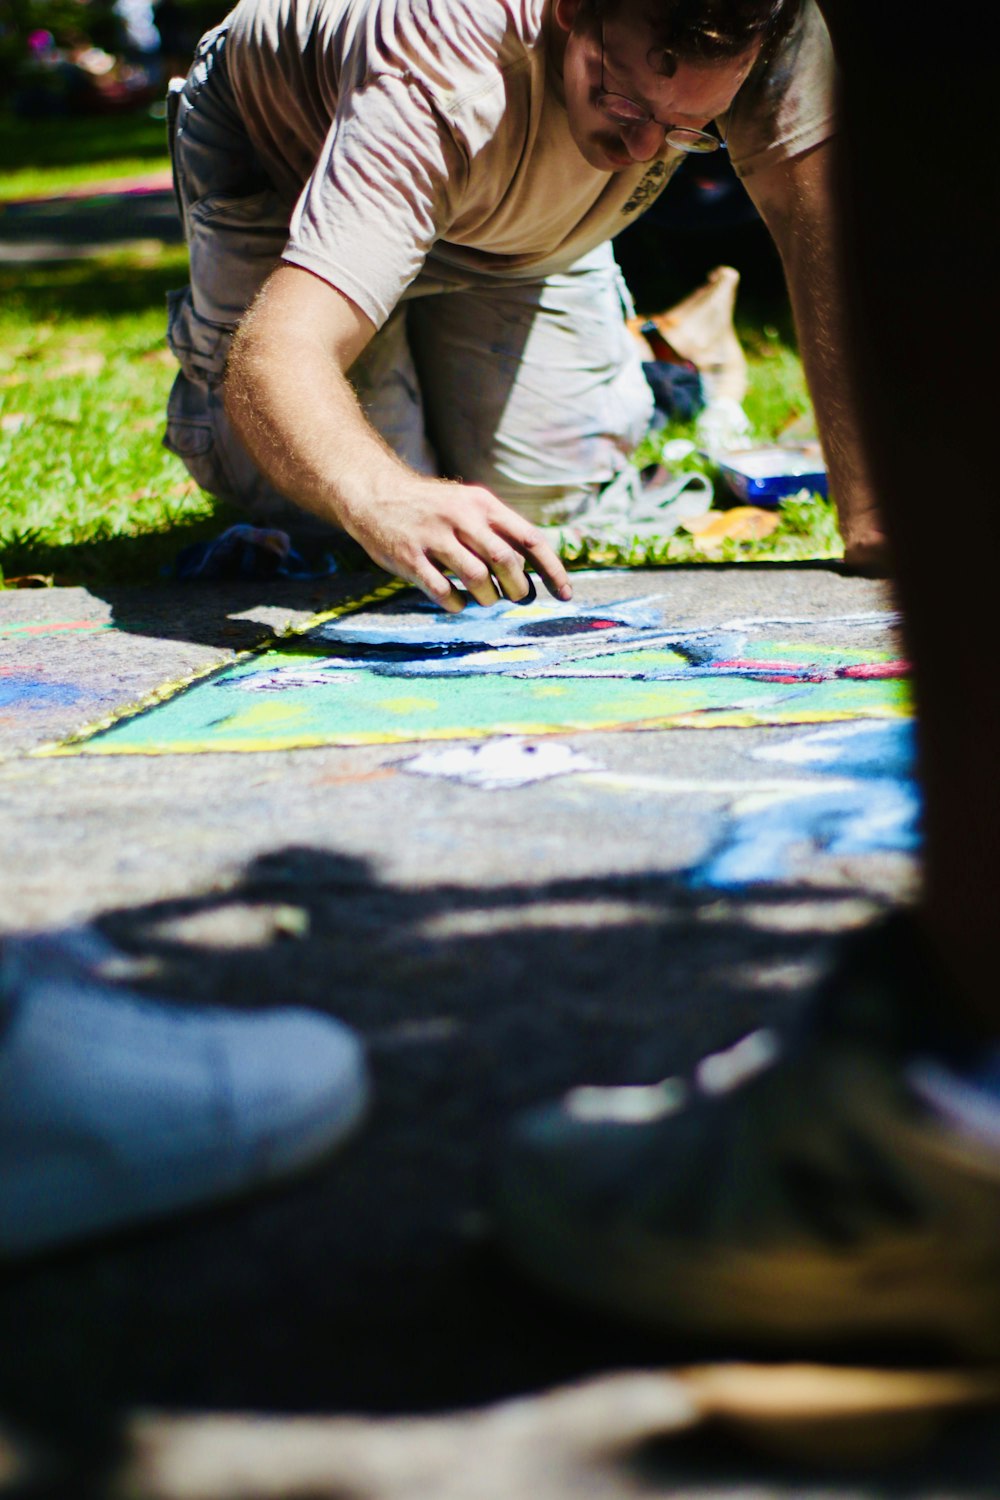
left=552, top=0, right=760, bottom=172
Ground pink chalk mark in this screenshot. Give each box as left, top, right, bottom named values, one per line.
left=838, top=660, right=910, bottom=679
left=1, top=620, right=108, bottom=637
left=713, top=659, right=830, bottom=682
left=714, top=657, right=910, bottom=683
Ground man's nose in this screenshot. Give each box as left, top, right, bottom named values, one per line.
left=621, top=119, right=664, bottom=162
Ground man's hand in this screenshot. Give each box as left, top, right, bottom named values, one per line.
left=339, top=471, right=572, bottom=612
left=225, top=265, right=571, bottom=611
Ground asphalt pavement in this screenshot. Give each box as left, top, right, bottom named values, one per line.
left=3, top=564, right=998, bottom=1497
left=2, top=181, right=996, bottom=1499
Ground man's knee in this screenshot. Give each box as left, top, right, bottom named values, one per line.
left=408, top=253, right=654, bottom=522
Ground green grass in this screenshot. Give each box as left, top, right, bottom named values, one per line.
left=740, top=321, right=818, bottom=441
left=0, top=229, right=840, bottom=590
left=0, top=108, right=171, bottom=202
left=559, top=309, right=843, bottom=570
left=0, top=244, right=225, bottom=586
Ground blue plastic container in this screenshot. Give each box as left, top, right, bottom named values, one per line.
left=717, top=445, right=828, bottom=505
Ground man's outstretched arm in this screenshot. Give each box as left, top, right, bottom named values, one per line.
left=743, top=139, right=889, bottom=575
left=224, top=263, right=572, bottom=611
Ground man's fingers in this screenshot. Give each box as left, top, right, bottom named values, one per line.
left=485, top=550, right=532, bottom=603
left=355, top=483, right=571, bottom=614
left=439, top=547, right=503, bottom=608
left=454, top=531, right=532, bottom=603
left=503, top=522, right=572, bottom=601
left=409, top=557, right=467, bottom=613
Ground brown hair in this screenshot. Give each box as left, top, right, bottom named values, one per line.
left=584, top=0, right=801, bottom=74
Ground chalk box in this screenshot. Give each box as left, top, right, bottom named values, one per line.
left=717, top=444, right=828, bottom=505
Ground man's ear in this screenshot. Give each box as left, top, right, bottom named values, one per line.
left=553, top=0, right=584, bottom=36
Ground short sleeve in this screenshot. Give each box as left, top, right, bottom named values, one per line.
left=282, top=71, right=469, bottom=328
left=725, top=0, right=836, bottom=180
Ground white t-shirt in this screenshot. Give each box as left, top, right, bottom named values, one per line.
left=223, top=0, right=835, bottom=327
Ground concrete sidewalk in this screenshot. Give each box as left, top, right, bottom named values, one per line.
left=1, top=564, right=995, bottom=1497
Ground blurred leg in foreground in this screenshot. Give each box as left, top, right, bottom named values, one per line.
left=0, top=929, right=368, bottom=1257
left=495, top=0, right=1000, bottom=1358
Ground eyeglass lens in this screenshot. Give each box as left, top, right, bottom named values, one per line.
left=598, top=27, right=722, bottom=153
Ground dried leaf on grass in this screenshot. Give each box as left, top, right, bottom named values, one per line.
left=682, top=506, right=780, bottom=548
left=49, top=353, right=106, bottom=379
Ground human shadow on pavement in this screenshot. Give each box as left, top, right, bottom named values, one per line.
left=93, top=559, right=394, bottom=651
left=48, top=553, right=861, bottom=661
left=0, top=851, right=898, bottom=1430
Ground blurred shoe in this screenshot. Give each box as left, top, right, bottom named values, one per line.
left=0, top=928, right=368, bottom=1256
left=495, top=916, right=1000, bottom=1360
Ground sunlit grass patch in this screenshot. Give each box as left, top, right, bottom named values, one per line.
left=0, top=232, right=839, bottom=588
left=0, top=245, right=222, bottom=585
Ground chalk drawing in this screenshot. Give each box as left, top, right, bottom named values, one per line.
left=752, top=718, right=916, bottom=778
left=0, top=620, right=111, bottom=638
left=41, top=593, right=912, bottom=756
left=401, top=738, right=603, bottom=790
left=0, top=669, right=84, bottom=712
left=687, top=719, right=920, bottom=887
left=315, top=595, right=665, bottom=647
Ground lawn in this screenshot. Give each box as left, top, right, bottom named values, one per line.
left=0, top=107, right=171, bottom=202
left=0, top=244, right=225, bottom=585
left=0, top=114, right=842, bottom=589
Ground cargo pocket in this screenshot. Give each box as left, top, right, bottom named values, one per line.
left=163, top=369, right=234, bottom=500
left=166, top=286, right=233, bottom=388
left=186, top=184, right=289, bottom=330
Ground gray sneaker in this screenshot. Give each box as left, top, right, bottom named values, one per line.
left=0, top=928, right=369, bottom=1256
left=495, top=918, right=1000, bottom=1361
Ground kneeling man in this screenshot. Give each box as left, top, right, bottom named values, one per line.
left=166, top=0, right=882, bottom=609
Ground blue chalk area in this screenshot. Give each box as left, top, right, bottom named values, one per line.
left=759, top=719, right=917, bottom=780
left=0, top=677, right=83, bottom=711
left=314, top=595, right=664, bottom=647
left=689, top=720, right=921, bottom=889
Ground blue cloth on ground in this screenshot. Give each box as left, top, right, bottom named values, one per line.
left=174, top=525, right=340, bottom=582
left=642, top=360, right=704, bottom=423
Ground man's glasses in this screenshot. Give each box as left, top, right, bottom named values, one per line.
left=597, top=26, right=726, bottom=154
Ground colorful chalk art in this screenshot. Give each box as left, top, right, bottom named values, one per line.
left=45, top=588, right=912, bottom=757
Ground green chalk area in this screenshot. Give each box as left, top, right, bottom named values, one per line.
left=60, top=643, right=912, bottom=755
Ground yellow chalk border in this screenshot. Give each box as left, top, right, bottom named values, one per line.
left=33, top=576, right=410, bottom=758
left=46, top=701, right=913, bottom=757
